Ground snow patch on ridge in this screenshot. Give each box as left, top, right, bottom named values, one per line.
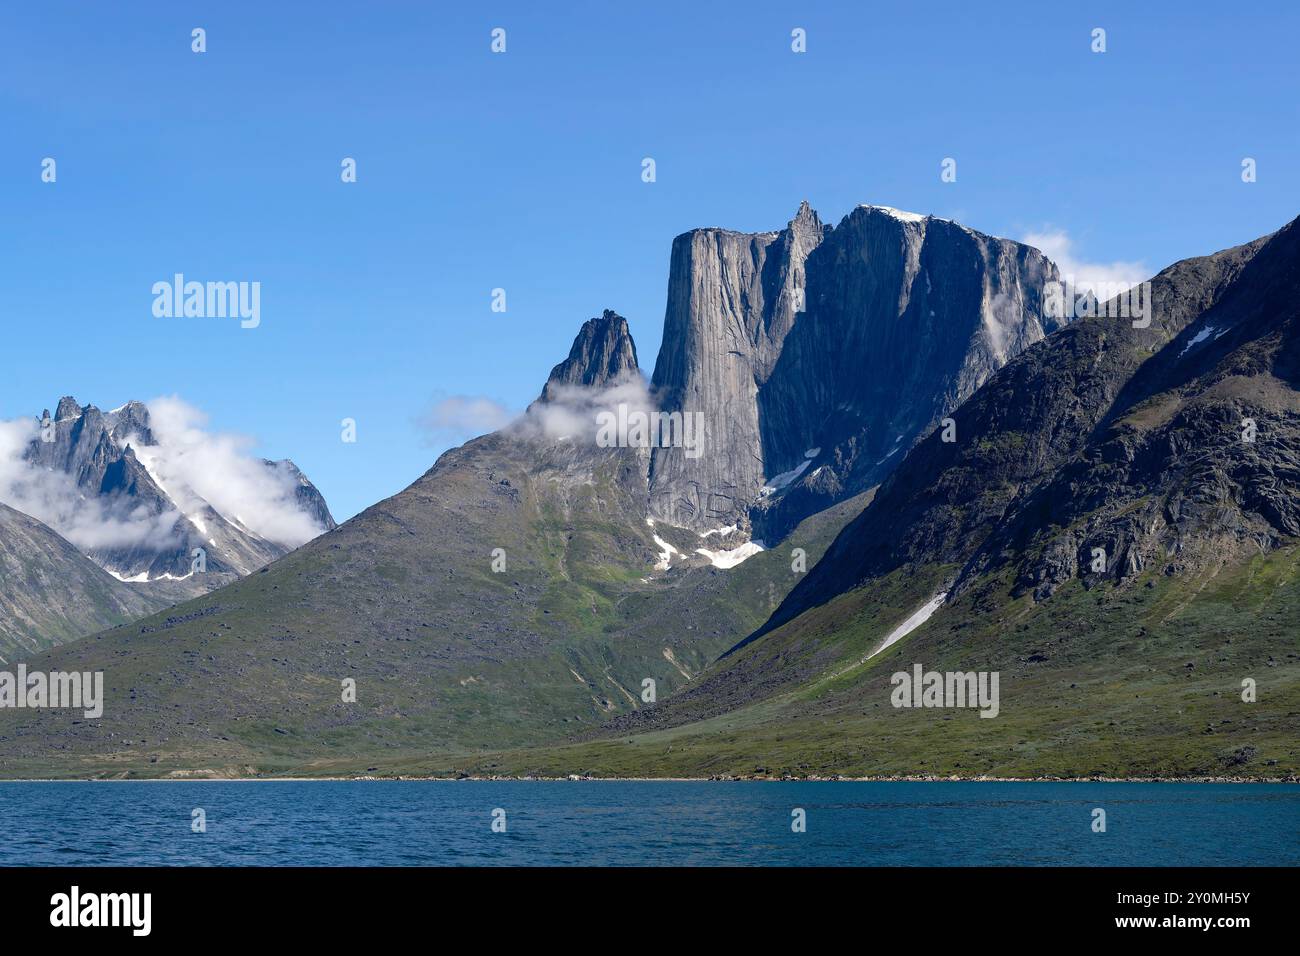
left=106, top=568, right=196, bottom=583
left=698, top=524, right=738, bottom=539
left=823, top=593, right=949, bottom=684
left=759, top=458, right=812, bottom=497
left=874, top=593, right=948, bottom=657
left=695, top=540, right=766, bottom=569
left=859, top=204, right=927, bottom=224
left=652, top=534, right=678, bottom=571
left=1179, top=323, right=1228, bottom=359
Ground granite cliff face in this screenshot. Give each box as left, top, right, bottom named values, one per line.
left=647, top=202, right=1063, bottom=541
left=537, top=310, right=641, bottom=404
left=647, top=201, right=827, bottom=530
left=760, top=215, right=1297, bottom=634
left=567, top=214, right=1300, bottom=783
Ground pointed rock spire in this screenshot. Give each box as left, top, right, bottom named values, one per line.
left=790, top=199, right=822, bottom=233
left=537, top=309, right=641, bottom=403
left=55, top=396, right=82, bottom=421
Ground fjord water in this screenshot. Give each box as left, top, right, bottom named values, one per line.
left=1, top=781, right=1295, bottom=866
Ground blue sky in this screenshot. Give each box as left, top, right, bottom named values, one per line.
left=3, top=0, right=1297, bottom=521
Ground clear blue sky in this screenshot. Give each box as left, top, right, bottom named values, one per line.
left=3, top=0, right=1297, bottom=520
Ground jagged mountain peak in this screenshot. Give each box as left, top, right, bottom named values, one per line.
left=537, top=309, right=641, bottom=403
left=105, top=400, right=155, bottom=444
left=791, top=199, right=822, bottom=229
left=647, top=200, right=1062, bottom=537
left=783, top=201, right=829, bottom=255
left=262, top=458, right=338, bottom=533
left=11, top=395, right=335, bottom=593
left=55, top=396, right=82, bottom=421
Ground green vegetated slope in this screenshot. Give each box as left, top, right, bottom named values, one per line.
left=433, top=549, right=1298, bottom=779
left=0, top=426, right=867, bottom=778
left=385, top=216, right=1300, bottom=781
left=0, top=503, right=168, bottom=664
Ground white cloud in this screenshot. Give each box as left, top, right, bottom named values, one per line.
left=126, top=396, right=325, bottom=548
left=416, top=381, right=658, bottom=452
left=0, top=396, right=326, bottom=556
left=419, top=395, right=517, bottom=442
left=1021, top=229, right=1149, bottom=297
left=0, top=417, right=183, bottom=552
left=519, top=380, right=656, bottom=444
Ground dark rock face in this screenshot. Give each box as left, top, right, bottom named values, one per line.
left=761, top=214, right=1297, bottom=633
left=16, top=399, right=335, bottom=593
left=0, top=318, right=809, bottom=764
left=647, top=202, right=1062, bottom=539
left=537, top=310, right=640, bottom=403
left=648, top=201, right=827, bottom=530
left=990, top=216, right=1300, bottom=597
left=54, top=396, right=83, bottom=422
left=263, top=459, right=338, bottom=535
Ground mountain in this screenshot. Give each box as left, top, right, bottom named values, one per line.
left=14, top=397, right=335, bottom=598
left=266, top=458, right=336, bottom=535
left=766, top=217, right=1288, bottom=628
left=649, top=202, right=1064, bottom=542
left=493, top=214, right=1300, bottom=780
left=0, top=502, right=168, bottom=663
left=535, top=309, right=641, bottom=403
left=0, top=309, right=873, bottom=775
left=3, top=207, right=1295, bottom=781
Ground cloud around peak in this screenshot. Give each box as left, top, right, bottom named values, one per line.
left=418, top=394, right=518, bottom=445
left=1020, top=228, right=1150, bottom=297
left=0, top=395, right=328, bottom=555
left=125, top=396, right=327, bottom=548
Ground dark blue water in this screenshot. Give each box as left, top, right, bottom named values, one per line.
left=0, top=781, right=1295, bottom=866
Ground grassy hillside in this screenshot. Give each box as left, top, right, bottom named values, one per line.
left=5, top=223, right=1296, bottom=782
left=5, top=526, right=1289, bottom=781
left=0, top=435, right=868, bottom=778
left=391, top=545, right=1300, bottom=780
left=0, top=503, right=168, bottom=663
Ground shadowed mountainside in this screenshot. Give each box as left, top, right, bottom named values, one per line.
left=0, top=502, right=168, bottom=662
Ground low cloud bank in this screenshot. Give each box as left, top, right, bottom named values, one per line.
left=1022, top=229, right=1149, bottom=297
left=0, top=396, right=326, bottom=553
left=125, top=397, right=326, bottom=548
left=419, top=394, right=517, bottom=444
left=419, top=378, right=660, bottom=448
left=520, top=380, right=657, bottom=444
left=0, top=416, right=183, bottom=552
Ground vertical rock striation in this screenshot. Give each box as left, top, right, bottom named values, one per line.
left=645, top=202, right=1062, bottom=540
left=537, top=309, right=641, bottom=404
left=648, top=201, right=827, bottom=530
